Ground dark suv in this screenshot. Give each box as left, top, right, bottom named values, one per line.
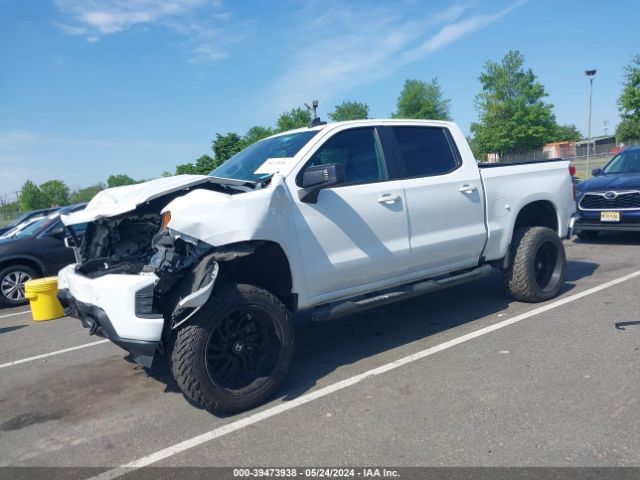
left=574, top=147, right=640, bottom=239
left=0, top=203, right=86, bottom=306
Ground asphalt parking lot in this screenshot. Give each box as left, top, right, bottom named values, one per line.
left=1, top=234, right=639, bottom=474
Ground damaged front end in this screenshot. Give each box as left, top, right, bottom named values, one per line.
left=62, top=206, right=264, bottom=368
left=147, top=227, right=220, bottom=329
left=72, top=210, right=221, bottom=324
left=58, top=175, right=269, bottom=367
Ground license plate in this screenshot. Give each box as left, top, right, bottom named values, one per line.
left=600, top=211, right=620, bottom=222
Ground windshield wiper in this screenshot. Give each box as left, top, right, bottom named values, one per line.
left=208, top=175, right=272, bottom=189
left=208, top=176, right=259, bottom=188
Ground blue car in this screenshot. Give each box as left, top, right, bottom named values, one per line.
left=574, top=146, right=640, bottom=239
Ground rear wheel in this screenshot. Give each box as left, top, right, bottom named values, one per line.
left=504, top=227, right=566, bottom=303
left=0, top=265, right=38, bottom=307
left=170, top=283, right=294, bottom=414
left=576, top=229, right=598, bottom=240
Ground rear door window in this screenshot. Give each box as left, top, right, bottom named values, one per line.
left=392, top=127, right=459, bottom=178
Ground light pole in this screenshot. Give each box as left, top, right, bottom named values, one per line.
left=585, top=69, right=597, bottom=178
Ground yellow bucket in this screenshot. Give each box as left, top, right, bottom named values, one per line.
left=24, top=276, right=65, bottom=321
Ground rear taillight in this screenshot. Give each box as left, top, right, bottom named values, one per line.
left=569, top=164, right=576, bottom=200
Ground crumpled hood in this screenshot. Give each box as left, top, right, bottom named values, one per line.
left=578, top=173, right=640, bottom=192
left=62, top=175, right=214, bottom=225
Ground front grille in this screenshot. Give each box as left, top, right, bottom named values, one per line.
left=580, top=191, right=640, bottom=210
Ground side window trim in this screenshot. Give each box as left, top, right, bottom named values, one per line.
left=390, top=126, right=462, bottom=179
left=295, top=126, right=394, bottom=188
left=443, top=128, right=463, bottom=168
left=377, top=126, right=405, bottom=179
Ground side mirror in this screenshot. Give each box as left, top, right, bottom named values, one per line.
left=591, top=168, right=603, bottom=177
left=49, top=229, right=66, bottom=240
left=299, top=163, right=345, bottom=203
left=64, top=236, right=77, bottom=248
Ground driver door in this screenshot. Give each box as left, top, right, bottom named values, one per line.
left=290, top=127, right=410, bottom=302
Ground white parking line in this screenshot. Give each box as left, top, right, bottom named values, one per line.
left=0, top=339, right=109, bottom=370
left=89, top=269, right=640, bottom=480
left=0, top=310, right=31, bottom=320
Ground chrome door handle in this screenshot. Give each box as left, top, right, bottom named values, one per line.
left=459, top=184, right=477, bottom=194
left=377, top=194, right=401, bottom=204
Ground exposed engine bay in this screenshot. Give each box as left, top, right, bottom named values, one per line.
left=69, top=186, right=264, bottom=327
left=76, top=215, right=161, bottom=277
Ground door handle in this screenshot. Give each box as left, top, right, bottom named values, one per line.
left=459, top=184, right=477, bottom=194
left=377, top=194, right=401, bottom=204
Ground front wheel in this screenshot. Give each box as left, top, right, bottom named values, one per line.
left=0, top=265, right=38, bottom=307
left=170, top=283, right=294, bottom=414
left=504, top=227, right=566, bottom=303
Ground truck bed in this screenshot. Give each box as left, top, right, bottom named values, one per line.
left=478, top=159, right=575, bottom=262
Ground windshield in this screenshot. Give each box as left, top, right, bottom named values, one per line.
left=11, top=216, right=53, bottom=239
left=5, top=212, right=31, bottom=229
left=0, top=216, right=44, bottom=239
left=210, top=131, right=319, bottom=182
left=603, top=149, right=640, bottom=174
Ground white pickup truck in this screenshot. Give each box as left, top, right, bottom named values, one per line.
left=60, top=119, right=576, bottom=413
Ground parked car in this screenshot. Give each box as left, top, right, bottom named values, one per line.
left=0, top=215, right=48, bottom=240
left=59, top=119, right=575, bottom=413
left=0, top=203, right=85, bottom=306
left=573, top=146, right=640, bottom=239
left=0, top=207, right=58, bottom=236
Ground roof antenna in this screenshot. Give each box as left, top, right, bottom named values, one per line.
left=305, top=100, right=326, bottom=127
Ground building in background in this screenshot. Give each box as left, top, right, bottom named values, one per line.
left=575, top=135, right=616, bottom=156
left=543, top=141, right=577, bottom=159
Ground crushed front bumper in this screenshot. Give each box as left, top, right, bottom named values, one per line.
left=57, top=265, right=164, bottom=367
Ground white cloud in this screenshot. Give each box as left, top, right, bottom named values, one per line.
left=53, top=0, right=234, bottom=62
left=0, top=130, right=37, bottom=147
left=54, top=0, right=209, bottom=34
left=403, top=0, right=528, bottom=60
left=266, top=1, right=526, bottom=112
left=52, top=21, right=88, bottom=36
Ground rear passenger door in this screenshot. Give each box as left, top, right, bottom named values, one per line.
left=387, top=126, right=486, bottom=275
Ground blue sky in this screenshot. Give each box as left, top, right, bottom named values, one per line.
left=1, top=0, right=638, bottom=196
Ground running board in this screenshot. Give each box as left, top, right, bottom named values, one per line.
left=311, top=264, right=493, bottom=322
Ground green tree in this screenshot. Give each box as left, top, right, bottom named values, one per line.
left=241, top=126, right=274, bottom=148
left=551, top=124, right=582, bottom=142
left=617, top=118, right=640, bottom=143
left=471, top=51, right=557, bottom=157
left=19, top=180, right=49, bottom=210
left=175, top=162, right=198, bottom=175
left=328, top=101, right=370, bottom=121
left=0, top=195, right=20, bottom=215
left=276, top=107, right=312, bottom=132
left=175, top=154, right=219, bottom=175
left=212, top=133, right=243, bottom=163
left=39, top=180, right=70, bottom=207
left=466, top=135, right=483, bottom=161
left=70, top=183, right=105, bottom=203
left=194, top=154, right=219, bottom=173
left=107, top=174, right=139, bottom=188
left=393, top=78, right=451, bottom=120
left=616, top=54, right=640, bottom=143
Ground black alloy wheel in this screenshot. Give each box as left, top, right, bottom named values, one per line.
left=204, top=306, right=279, bottom=391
